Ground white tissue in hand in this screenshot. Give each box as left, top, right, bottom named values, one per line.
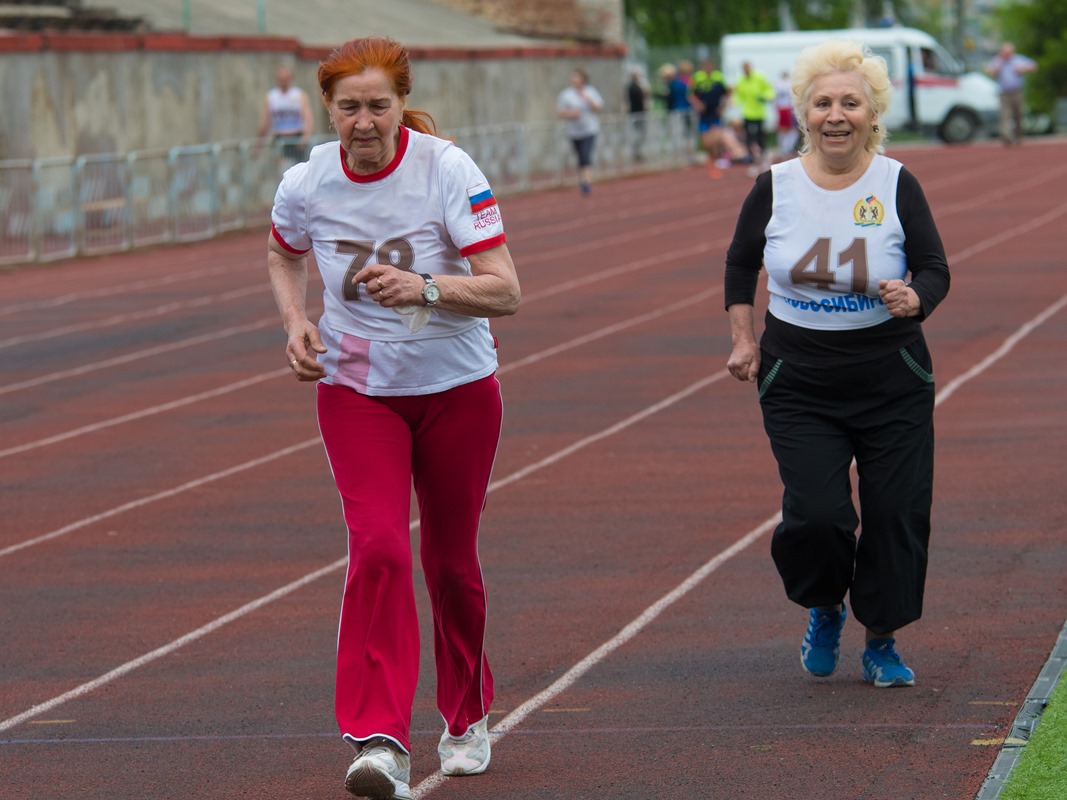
left=393, top=304, right=432, bottom=332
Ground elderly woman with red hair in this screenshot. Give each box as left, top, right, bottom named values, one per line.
left=267, top=36, right=519, bottom=799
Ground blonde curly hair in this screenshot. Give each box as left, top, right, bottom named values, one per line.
left=791, top=39, right=893, bottom=155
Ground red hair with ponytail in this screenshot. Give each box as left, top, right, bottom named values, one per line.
left=317, top=37, right=437, bottom=136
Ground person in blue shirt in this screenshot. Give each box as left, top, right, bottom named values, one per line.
left=985, top=42, right=1038, bottom=146
left=658, top=63, right=691, bottom=114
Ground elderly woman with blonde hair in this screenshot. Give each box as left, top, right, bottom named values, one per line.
left=723, top=39, right=950, bottom=690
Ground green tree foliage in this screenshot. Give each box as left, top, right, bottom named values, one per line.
left=787, top=0, right=855, bottom=32
left=624, top=0, right=775, bottom=46
left=624, top=0, right=898, bottom=46
left=997, top=0, right=1067, bottom=114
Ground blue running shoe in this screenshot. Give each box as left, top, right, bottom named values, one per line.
left=862, top=638, right=916, bottom=688
left=801, top=604, right=846, bottom=677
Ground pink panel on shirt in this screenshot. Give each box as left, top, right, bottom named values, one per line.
left=334, top=334, right=371, bottom=392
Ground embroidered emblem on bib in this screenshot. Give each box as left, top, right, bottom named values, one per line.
left=853, top=195, right=884, bottom=227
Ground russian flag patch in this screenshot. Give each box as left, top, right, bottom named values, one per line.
left=468, top=182, right=497, bottom=213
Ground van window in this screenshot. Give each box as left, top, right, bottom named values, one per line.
left=869, top=47, right=896, bottom=76
left=919, top=45, right=963, bottom=76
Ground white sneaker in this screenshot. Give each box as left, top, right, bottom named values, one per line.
left=438, top=715, right=491, bottom=776
left=344, top=737, right=412, bottom=799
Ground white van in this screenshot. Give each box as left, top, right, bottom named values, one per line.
left=720, top=27, right=999, bottom=143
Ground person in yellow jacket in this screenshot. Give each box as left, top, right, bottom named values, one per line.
left=733, top=61, right=775, bottom=166
left=690, top=58, right=725, bottom=95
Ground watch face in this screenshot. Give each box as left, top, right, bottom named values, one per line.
left=423, top=282, right=441, bottom=305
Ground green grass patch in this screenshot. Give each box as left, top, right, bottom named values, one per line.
left=1000, top=674, right=1067, bottom=799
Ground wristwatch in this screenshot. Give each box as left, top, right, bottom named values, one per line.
left=420, top=273, right=441, bottom=306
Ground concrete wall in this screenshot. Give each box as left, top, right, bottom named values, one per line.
left=0, top=32, right=628, bottom=160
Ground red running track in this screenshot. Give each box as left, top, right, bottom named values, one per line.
left=1, top=138, right=1066, bottom=800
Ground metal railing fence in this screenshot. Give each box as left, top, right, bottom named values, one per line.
left=0, top=112, right=696, bottom=267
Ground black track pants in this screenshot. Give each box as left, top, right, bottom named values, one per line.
left=757, top=336, right=936, bottom=635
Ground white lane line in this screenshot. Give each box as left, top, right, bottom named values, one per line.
left=411, top=292, right=1067, bottom=798
left=412, top=513, right=781, bottom=799
left=0, top=284, right=268, bottom=351
left=0, top=210, right=719, bottom=362
left=0, top=316, right=279, bottom=397
left=0, top=370, right=287, bottom=460
left=0, top=279, right=722, bottom=458
left=489, top=370, right=728, bottom=493
left=500, top=287, right=722, bottom=373
left=933, top=163, right=1067, bottom=217
left=0, top=222, right=721, bottom=397
left=946, top=201, right=1067, bottom=266
left=0, top=185, right=702, bottom=317
left=0, top=369, right=725, bottom=733
left=0, top=557, right=345, bottom=733
left=0, top=439, right=319, bottom=558
left=2, top=288, right=714, bottom=549
left=0, top=261, right=261, bottom=317
left=934, top=292, right=1067, bottom=408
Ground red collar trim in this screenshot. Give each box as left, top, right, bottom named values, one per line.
left=340, top=126, right=409, bottom=183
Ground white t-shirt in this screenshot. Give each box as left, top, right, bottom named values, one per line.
left=763, top=155, right=907, bottom=330
left=270, top=127, right=507, bottom=395
left=266, top=86, right=307, bottom=136
left=557, top=85, right=604, bottom=140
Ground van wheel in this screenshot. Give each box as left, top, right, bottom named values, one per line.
left=938, top=108, right=979, bottom=143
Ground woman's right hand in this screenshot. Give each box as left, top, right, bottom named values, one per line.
left=286, top=319, right=327, bottom=381
left=727, top=340, right=760, bottom=383
left=726, top=304, right=760, bottom=383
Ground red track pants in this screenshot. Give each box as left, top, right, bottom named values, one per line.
left=316, top=375, right=501, bottom=752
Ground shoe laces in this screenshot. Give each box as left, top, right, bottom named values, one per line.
left=868, top=640, right=903, bottom=665
left=808, top=608, right=843, bottom=646
left=360, top=736, right=398, bottom=758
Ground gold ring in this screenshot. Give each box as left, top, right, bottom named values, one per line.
left=289, top=358, right=298, bottom=367
left=377, top=278, right=383, bottom=291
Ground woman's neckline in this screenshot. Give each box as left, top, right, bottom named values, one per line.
left=799, top=151, right=876, bottom=191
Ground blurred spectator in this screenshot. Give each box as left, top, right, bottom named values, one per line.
left=733, top=61, right=775, bottom=168
left=690, top=59, right=729, bottom=178
left=774, top=70, right=799, bottom=158
left=557, top=68, right=604, bottom=195
left=627, top=68, right=651, bottom=162
left=258, top=65, right=314, bottom=164
left=985, top=42, right=1038, bottom=146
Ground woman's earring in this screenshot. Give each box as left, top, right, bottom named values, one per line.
left=872, top=124, right=880, bottom=132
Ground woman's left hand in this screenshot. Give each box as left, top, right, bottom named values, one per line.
left=353, top=245, right=520, bottom=318
left=879, top=279, right=921, bottom=318
left=355, top=265, right=420, bottom=308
